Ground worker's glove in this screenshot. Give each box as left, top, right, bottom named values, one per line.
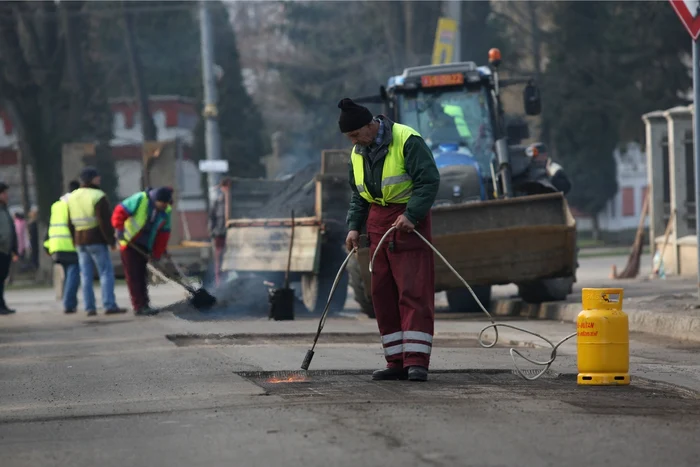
left=115, top=229, right=125, bottom=241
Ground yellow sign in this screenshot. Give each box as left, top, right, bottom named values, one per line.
left=431, top=17, right=457, bottom=65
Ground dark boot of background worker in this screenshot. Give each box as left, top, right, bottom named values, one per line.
left=408, top=366, right=428, bottom=382
left=372, top=367, right=408, bottom=381
left=135, top=306, right=159, bottom=316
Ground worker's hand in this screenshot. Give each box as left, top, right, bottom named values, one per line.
left=110, top=244, right=117, bottom=252
left=392, top=214, right=415, bottom=233
left=11, top=254, right=18, bottom=263
left=345, top=230, right=360, bottom=252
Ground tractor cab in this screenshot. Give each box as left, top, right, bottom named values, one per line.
left=363, top=50, right=542, bottom=201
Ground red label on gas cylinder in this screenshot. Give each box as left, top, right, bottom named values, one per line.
left=577, top=321, right=598, bottom=337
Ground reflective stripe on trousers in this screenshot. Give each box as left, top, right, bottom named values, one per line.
left=381, top=330, right=433, bottom=357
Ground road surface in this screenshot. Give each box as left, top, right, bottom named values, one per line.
left=2, top=252, right=700, bottom=466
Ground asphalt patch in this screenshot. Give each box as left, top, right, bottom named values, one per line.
left=238, top=370, right=700, bottom=417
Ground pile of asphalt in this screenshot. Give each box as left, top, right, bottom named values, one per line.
left=249, top=162, right=320, bottom=219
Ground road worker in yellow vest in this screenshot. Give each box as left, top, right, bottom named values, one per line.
left=66, top=166, right=127, bottom=317
left=112, top=187, right=173, bottom=316
left=425, top=103, right=471, bottom=146
left=340, top=98, right=440, bottom=382
left=43, top=180, right=81, bottom=313
left=441, top=103, right=472, bottom=139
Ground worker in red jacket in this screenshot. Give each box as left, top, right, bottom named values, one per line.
left=112, top=187, right=173, bottom=316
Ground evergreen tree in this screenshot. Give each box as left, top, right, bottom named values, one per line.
left=460, top=1, right=515, bottom=66
left=543, top=1, right=621, bottom=227
left=610, top=1, right=692, bottom=142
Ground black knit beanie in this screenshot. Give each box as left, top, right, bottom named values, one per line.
left=80, top=166, right=99, bottom=184
left=338, top=98, right=373, bottom=133
left=150, top=186, right=173, bottom=204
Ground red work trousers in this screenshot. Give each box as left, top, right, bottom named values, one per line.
left=367, top=204, right=435, bottom=369
left=121, top=247, right=149, bottom=311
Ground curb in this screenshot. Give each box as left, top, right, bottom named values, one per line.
left=476, top=299, right=700, bottom=344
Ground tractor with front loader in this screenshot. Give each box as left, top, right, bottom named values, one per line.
left=347, top=49, right=578, bottom=317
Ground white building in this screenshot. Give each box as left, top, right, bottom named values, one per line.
left=574, top=141, right=648, bottom=233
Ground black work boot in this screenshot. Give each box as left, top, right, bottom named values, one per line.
left=372, top=367, right=409, bottom=381
left=135, top=306, right=159, bottom=316
left=408, top=366, right=429, bottom=382
left=105, top=307, right=128, bottom=315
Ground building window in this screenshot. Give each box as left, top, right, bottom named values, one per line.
left=622, top=187, right=635, bottom=217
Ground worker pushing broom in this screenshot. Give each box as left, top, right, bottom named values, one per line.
left=339, top=98, right=440, bottom=382
left=111, top=186, right=216, bottom=316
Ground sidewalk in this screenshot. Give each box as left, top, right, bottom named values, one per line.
left=480, top=281, right=700, bottom=343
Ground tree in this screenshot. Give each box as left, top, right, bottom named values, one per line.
left=121, top=0, right=157, bottom=142
left=0, top=1, right=117, bottom=222
left=608, top=1, right=692, bottom=142
left=542, top=1, right=621, bottom=237
left=96, top=1, right=201, bottom=99
left=271, top=1, right=444, bottom=155
left=94, top=1, right=267, bottom=180
left=460, top=1, right=516, bottom=66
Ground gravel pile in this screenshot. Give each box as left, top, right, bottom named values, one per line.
left=249, top=162, right=320, bottom=219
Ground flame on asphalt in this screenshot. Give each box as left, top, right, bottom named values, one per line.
left=266, top=374, right=308, bottom=384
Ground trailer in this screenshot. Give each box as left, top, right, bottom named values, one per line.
left=220, top=150, right=352, bottom=314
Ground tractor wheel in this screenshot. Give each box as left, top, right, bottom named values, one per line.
left=445, top=286, right=492, bottom=314
left=301, top=241, right=349, bottom=314
left=347, top=253, right=375, bottom=318
left=517, top=276, right=575, bottom=304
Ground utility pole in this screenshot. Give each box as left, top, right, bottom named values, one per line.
left=199, top=0, right=222, bottom=196
left=694, top=36, right=700, bottom=299
left=445, top=1, right=461, bottom=62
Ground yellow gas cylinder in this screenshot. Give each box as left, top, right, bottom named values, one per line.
left=577, top=288, right=630, bottom=385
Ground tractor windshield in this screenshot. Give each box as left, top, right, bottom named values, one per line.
left=398, top=87, right=495, bottom=176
